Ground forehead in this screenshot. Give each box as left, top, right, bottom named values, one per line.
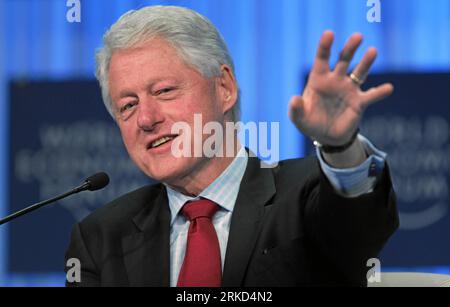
left=109, top=37, right=188, bottom=75
left=108, top=37, right=208, bottom=101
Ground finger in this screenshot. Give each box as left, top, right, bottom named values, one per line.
left=334, top=33, right=363, bottom=76
left=312, top=30, right=334, bottom=74
left=351, top=47, right=377, bottom=84
left=361, top=83, right=394, bottom=108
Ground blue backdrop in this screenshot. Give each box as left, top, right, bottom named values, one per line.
left=0, top=0, right=449, bottom=286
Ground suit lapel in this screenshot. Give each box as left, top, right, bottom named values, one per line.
left=222, top=156, right=276, bottom=286
left=122, top=185, right=171, bottom=286
left=120, top=154, right=276, bottom=287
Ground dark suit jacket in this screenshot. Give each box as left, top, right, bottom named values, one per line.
left=65, top=155, right=399, bottom=287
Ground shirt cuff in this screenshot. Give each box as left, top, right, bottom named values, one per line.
left=316, top=134, right=387, bottom=198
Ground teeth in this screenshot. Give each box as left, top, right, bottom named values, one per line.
left=151, top=136, right=174, bottom=148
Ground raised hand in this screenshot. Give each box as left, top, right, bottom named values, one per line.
left=288, top=31, right=394, bottom=147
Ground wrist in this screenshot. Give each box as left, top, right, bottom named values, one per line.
left=313, top=128, right=360, bottom=154
left=319, top=136, right=368, bottom=169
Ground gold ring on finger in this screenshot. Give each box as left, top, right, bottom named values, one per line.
left=349, top=73, right=364, bottom=86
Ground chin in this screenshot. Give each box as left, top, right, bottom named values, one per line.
left=139, top=156, right=196, bottom=184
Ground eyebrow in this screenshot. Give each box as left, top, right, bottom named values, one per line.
left=116, top=77, right=179, bottom=99
left=118, top=90, right=138, bottom=99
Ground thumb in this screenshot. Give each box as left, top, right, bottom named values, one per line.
left=288, top=95, right=306, bottom=124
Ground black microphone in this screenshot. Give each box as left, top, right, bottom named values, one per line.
left=0, top=172, right=110, bottom=226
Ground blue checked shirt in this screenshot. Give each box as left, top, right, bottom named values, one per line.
left=165, top=135, right=387, bottom=286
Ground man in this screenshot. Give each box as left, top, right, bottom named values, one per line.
left=65, top=6, right=398, bottom=287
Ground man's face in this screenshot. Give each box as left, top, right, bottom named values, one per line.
left=108, top=38, right=228, bottom=184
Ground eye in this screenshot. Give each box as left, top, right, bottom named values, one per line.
left=119, top=101, right=138, bottom=114
left=155, top=87, right=174, bottom=95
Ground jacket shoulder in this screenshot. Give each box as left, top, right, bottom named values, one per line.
left=271, top=155, right=321, bottom=184
left=78, top=183, right=164, bottom=231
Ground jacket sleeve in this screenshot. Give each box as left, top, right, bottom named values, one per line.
left=65, top=223, right=100, bottom=287
left=302, top=160, right=399, bottom=286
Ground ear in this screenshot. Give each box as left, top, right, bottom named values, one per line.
left=216, top=64, right=238, bottom=116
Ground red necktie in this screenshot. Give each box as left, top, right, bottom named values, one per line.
left=177, top=199, right=222, bottom=287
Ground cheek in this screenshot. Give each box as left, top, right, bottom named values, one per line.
left=118, top=125, right=139, bottom=155
left=183, top=93, right=222, bottom=122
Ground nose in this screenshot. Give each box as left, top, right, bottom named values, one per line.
left=136, top=98, right=165, bottom=131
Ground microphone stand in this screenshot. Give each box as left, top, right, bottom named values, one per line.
left=0, top=182, right=89, bottom=226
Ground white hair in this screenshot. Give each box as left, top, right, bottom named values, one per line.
left=95, top=5, right=240, bottom=121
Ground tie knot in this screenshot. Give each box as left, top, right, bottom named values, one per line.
left=182, top=199, right=219, bottom=221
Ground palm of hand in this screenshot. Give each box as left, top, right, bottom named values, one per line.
left=289, top=31, right=393, bottom=146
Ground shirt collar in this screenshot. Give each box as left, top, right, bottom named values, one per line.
left=165, top=146, right=248, bottom=225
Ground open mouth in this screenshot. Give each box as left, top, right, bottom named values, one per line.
left=148, top=135, right=178, bottom=149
